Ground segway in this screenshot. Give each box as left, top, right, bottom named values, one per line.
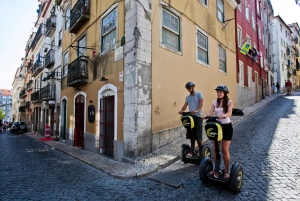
left=199, top=116, right=243, bottom=193
left=180, top=112, right=211, bottom=164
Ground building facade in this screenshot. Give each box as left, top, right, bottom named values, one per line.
left=272, top=15, right=292, bottom=91
left=0, top=89, right=13, bottom=122
left=56, top=0, right=239, bottom=162
left=288, top=23, right=300, bottom=89
left=235, top=0, right=267, bottom=109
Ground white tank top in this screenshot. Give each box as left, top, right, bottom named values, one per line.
left=213, top=100, right=232, bottom=124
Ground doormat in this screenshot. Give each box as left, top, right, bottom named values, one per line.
left=39, top=137, right=53, bottom=142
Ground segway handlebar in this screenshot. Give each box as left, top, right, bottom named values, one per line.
left=181, top=112, right=192, bottom=116
left=204, top=116, right=226, bottom=121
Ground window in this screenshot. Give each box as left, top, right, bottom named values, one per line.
left=218, top=46, right=226, bottom=72
left=285, top=31, right=287, bottom=37
left=248, top=67, right=252, bottom=88
left=256, top=0, right=260, bottom=15
left=77, top=36, right=86, bottom=57
left=246, top=35, right=251, bottom=45
left=281, top=38, right=283, bottom=46
left=246, top=7, right=250, bottom=21
left=281, top=50, right=283, bottom=58
left=101, top=9, right=117, bottom=52
left=280, top=24, right=282, bottom=32
left=63, top=51, right=68, bottom=77
left=239, top=61, right=244, bottom=86
left=282, top=64, right=284, bottom=71
left=197, top=30, right=209, bottom=64
left=199, top=0, right=207, bottom=6
left=284, top=53, right=286, bottom=59
left=65, top=6, right=71, bottom=30
left=258, top=25, right=261, bottom=39
left=252, top=12, right=256, bottom=29
left=217, top=0, right=224, bottom=23
left=238, top=3, right=242, bottom=11
left=260, top=51, right=263, bottom=67
left=58, top=30, right=62, bottom=47
left=237, top=26, right=242, bottom=47
left=162, top=9, right=180, bottom=51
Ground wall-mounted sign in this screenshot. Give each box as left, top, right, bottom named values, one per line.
left=119, top=71, right=123, bottom=82
left=115, top=46, right=123, bottom=62
left=88, top=105, right=95, bottom=123
left=240, top=42, right=251, bottom=55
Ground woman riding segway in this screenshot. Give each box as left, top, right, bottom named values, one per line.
left=199, top=85, right=243, bottom=193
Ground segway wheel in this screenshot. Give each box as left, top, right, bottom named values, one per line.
left=200, top=144, right=211, bottom=160
left=199, top=158, right=213, bottom=184
left=180, top=144, right=190, bottom=163
left=230, top=163, right=243, bottom=193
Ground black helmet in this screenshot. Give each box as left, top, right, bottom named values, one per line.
left=215, top=85, right=229, bottom=94
left=185, top=81, right=195, bottom=88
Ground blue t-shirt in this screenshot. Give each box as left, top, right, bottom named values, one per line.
left=186, top=91, right=204, bottom=117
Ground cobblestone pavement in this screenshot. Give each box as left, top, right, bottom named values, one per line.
left=0, top=92, right=299, bottom=200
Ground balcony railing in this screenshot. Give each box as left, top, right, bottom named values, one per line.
left=70, top=0, right=90, bottom=33
left=67, top=56, right=88, bottom=86
left=19, top=106, right=26, bottom=113
left=44, top=49, right=55, bottom=68
left=26, top=80, right=33, bottom=91
left=32, top=59, right=44, bottom=77
left=19, top=88, right=26, bottom=99
left=41, top=84, right=56, bottom=101
left=31, top=90, right=41, bottom=102
left=31, top=25, right=42, bottom=49
left=45, top=16, right=56, bottom=37
left=25, top=101, right=31, bottom=110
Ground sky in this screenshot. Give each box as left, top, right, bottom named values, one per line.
left=0, top=0, right=299, bottom=90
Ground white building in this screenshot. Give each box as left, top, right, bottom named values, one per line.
left=272, top=15, right=292, bottom=91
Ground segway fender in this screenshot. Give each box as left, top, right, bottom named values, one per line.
left=199, top=157, right=213, bottom=184
left=230, top=163, right=243, bottom=193
left=200, top=144, right=211, bottom=160
left=180, top=144, right=190, bottom=163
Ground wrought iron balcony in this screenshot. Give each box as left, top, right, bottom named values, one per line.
left=19, top=105, right=26, bottom=113
left=45, top=16, right=56, bottom=37
left=70, top=0, right=90, bottom=33
left=44, top=49, right=55, bottom=68
left=32, top=59, right=44, bottom=77
left=26, top=80, right=33, bottom=91
left=30, top=25, right=42, bottom=49
left=67, top=56, right=88, bottom=86
left=25, top=101, right=31, bottom=110
left=31, top=90, right=41, bottom=102
left=41, top=84, right=56, bottom=101
left=19, top=88, right=26, bottom=99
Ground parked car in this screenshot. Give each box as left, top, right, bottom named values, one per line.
left=10, top=121, right=27, bottom=133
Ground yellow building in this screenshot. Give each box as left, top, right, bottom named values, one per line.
left=58, top=0, right=238, bottom=162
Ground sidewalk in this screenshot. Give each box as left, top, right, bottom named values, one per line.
left=25, top=93, right=283, bottom=179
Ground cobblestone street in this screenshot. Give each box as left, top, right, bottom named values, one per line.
left=1, top=93, right=300, bottom=200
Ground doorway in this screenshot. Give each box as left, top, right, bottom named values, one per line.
left=74, top=95, right=85, bottom=149
left=99, top=96, right=114, bottom=157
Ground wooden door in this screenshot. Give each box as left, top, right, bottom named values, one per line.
left=74, top=95, right=85, bottom=149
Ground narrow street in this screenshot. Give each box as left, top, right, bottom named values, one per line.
left=1, top=93, right=300, bottom=200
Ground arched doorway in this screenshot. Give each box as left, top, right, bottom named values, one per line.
left=98, top=84, right=117, bottom=158
left=74, top=94, right=85, bottom=149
